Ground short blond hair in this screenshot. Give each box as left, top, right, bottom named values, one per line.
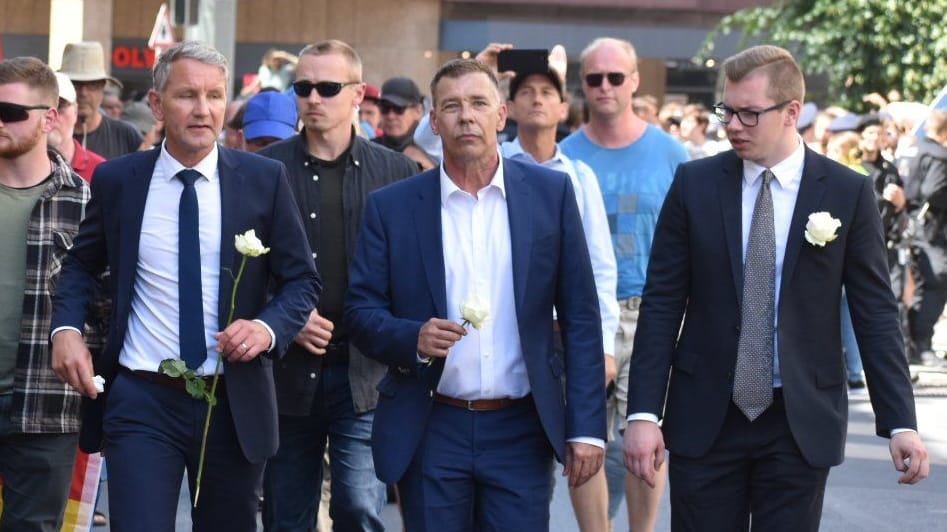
left=722, top=45, right=805, bottom=104
left=298, top=40, right=362, bottom=81
left=579, top=37, right=638, bottom=75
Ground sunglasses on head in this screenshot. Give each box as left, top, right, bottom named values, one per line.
left=379, top=101, right=408, bottom=115
left=292, top=80, right=359, bottom=98
left=584, top=72, right=626, bottom=88
left=0, top=101, right=50, bottom=123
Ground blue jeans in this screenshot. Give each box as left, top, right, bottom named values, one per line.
left=841, top=291, right=863, bottom=382
left=262, top=364, right=385, bottom=532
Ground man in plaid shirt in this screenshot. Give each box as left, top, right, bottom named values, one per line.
left=0, top=56, right=105, bottom=530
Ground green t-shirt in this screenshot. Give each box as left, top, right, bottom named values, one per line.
left=0, top=180, right=46, bottom=394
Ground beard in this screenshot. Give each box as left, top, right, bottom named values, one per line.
left=0, top=119, right=45, bottom=160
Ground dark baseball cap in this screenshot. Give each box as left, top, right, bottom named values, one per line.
left=508, top=69, right=565, bottom=102
left=379, top=77, right=424, bottom=107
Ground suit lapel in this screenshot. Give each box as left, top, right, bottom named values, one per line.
left=217, top=147, right=240, bottom=329
left=117, top=150, right=160, bottom=317
left=504, top=161, right=532, bottom=314
left=413, top=171, right=448, bottom=318
left=718, top=152, right=745, bottom=305
left=779, top=149, right=826, bottom=302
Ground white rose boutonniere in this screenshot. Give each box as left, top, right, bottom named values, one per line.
left=460, top=295, right=490, bottom=330
left=804, top=212, right=841, bottom=247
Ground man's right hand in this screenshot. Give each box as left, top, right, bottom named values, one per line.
left=51, top=329, right=98, bottom=399
left=623, top=419, right=666, bottom=488
left=294, top=309, right=334, bottom=355
left=417, top=318, right=467, bottom=358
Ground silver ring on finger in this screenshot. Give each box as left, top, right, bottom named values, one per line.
left=241, top=342, right=249, bottom=352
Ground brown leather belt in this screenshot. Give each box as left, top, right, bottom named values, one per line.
left=433, top=393, right=526, bottom=411
left=122, top=367, right=225, bottom=395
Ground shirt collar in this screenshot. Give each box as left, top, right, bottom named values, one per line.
left=439, top=157, right=506, bottom=207
left=159, top=141, right=219, bottom=182
left=743, top=135, right=805, bottom=188
left=502, top=137, right=567, bottom=166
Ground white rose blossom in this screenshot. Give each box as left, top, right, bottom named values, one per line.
left=460, top=295, right=490, bottom=330
left=92, top=375, right=105, bottom=393
left=234, top=229, right=270, bottom=257
left=804, top=212, right=841, bottom=247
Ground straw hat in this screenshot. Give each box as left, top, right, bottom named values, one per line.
left=59, top=42, right=123, bottom=88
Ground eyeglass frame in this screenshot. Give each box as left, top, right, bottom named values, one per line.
left=292, top=80, right=360, bottom=98
left=712, top=100, right=792, bottom=127
left=583, top=72, right=627, bottom=88
left=378, top=101, right=409, bottom=115
left=0, top=101, right=51, bottom=123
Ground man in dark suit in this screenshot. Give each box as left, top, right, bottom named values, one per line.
left=50, top=41, right=320, bottom=531
left=345, top=59, right=606, bottom=531
left=622, top=45, right=930, bottom=532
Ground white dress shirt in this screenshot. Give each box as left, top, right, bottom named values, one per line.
left=438, top=163, right=527, bottom=400
left=501, top=139, right=620, bottom=355
left=438, top=161, right=604, bottom=448
left=120, top=144, right=223, bottom=376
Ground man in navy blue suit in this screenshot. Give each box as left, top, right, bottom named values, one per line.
left=622, top=45, right=929, bottom=532
left=50, top=41, right=320, bottom=531
left=345, top=59, right=606, bottom=531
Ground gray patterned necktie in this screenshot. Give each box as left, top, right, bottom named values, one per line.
left=733, top=169, right=776, bottom=421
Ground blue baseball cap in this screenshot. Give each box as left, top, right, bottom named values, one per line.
left=243, top=92, right=298, bottom=141
left=797, top=102, right=818, bottom=131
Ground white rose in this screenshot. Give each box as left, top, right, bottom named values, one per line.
left=460, top=295, right=490, bottom=330
left=804, top=212, right=841, bottom=247
left=234, top=229, right=271, bottom=257
left=92, top=375, right=105, bottom=393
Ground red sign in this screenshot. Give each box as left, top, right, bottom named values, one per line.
left=112, top=45, right=156, bottom=70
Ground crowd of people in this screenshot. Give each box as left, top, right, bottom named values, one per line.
left=0, top=32, right=940, bottom=532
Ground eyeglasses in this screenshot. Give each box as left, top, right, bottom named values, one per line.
left=292, top=80, right=360, bottom=98
left=0, top=101, right=50, bottom=123
left=379, top=101, right=407, bottom=115
left=584, top=72, right=626, bottom=88
left=713, top=100, right=791, bottom=127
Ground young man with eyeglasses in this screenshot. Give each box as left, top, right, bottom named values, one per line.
left=0, top=56, right=106, bottom=530
left=559, top=36, right=687, bottom=532
left=623, top=44, right=928, bottom=532
left=256, top=40, right=418, bottom=532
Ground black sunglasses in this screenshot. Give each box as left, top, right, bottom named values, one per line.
left=713, top=100, right=791, bottom=127
left=0, top=101, right=50, bottom=123
left=292, top=80, right=360, bottom=98
left=584, top=72, right=626, bottom=88
left=379, top=101, right=407, bottom=115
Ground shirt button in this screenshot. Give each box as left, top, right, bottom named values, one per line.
left=313, top=175, right=319, bottom=181
left=310, top=372, right=317, bottom=379
left=312, top=252, right=318, bottom=259
left=309, top=212, right=317, bottom=219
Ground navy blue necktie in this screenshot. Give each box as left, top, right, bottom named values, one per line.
left=176, top=169, right=207, bottom=369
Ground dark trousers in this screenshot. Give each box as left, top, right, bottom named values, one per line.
left=397, top=397, right=555, bottom=532
left=0, top=395, right=78, bottom=532
left=909, top=245, right=947, bottom=354
left=103, top=370, right=263, bottom=532
left=669, top=391, right=829, bottom=532
left=262, top=364, right=385, bottom=532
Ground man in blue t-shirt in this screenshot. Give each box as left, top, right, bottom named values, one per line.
left=560, top=36, right=687, bottom=532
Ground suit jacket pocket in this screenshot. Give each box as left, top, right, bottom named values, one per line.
left=673, top=350, right=699, bottom=375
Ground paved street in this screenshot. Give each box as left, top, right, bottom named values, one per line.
left=94, top=368, right=946, bottom=531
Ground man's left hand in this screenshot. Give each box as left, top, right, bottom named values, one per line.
left=215, top=319, right=271, bottom=362
left=563, top=442, right=604, bottom=488
left=889, top=431, right=930, bottom=485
